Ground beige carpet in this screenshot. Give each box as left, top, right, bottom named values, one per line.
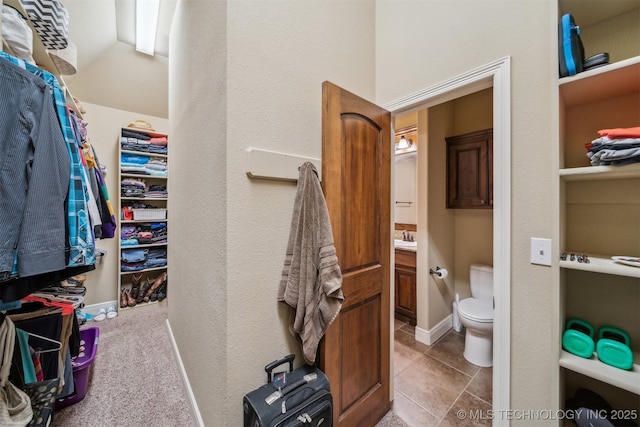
left=50, top=305, right=406, bottom=426
left=375, top=410, right=410, bottom=427
left=51, top=305, right=195, bottom=427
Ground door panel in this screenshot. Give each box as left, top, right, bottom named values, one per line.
left=340, top=297, right=381, bottom=410
left=341, top=115, right=381, bottom=271
left=321, top=81, right=391, bottom=427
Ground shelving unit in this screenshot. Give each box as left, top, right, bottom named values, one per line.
left=118, top=127, right=169, bottom=312
left=556, top=0, right=640, bottom=419
left=2, top=0, right=83, bottom=116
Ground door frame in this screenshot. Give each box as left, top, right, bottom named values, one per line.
left=383, top=56, right=511, bottom=416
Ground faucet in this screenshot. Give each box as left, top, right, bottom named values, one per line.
left=402, top=229, right=410, bottom=241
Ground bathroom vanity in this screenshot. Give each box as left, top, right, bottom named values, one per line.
left=394, top=246, right=417, bottom=326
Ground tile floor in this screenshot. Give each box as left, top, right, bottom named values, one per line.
left=389, top=320, right=493, bottom=426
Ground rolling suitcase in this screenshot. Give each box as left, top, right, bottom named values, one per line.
left=243, top=354, right=332, bottom=427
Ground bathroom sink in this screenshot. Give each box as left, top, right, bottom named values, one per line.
left=394, top=239, right=417, bottom=249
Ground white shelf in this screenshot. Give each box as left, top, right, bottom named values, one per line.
left=120, top=266, right=168, bottom=275
left=559, top=0, right=640, bottom=27
left=121, top=127, right=167, bottom=138
left=121, top=173, right=168, bottom=180
left=118, top=127, right=169, bottom=312
left=121, top=197, right=168, bottom=201
left=121, top=150, right=168, bottom=159
left=560, top=254, right=640, bottom=279
left=3, top=0, right=83, bottom=117
left=121, top=242, right=167, bottom=249
left=122, top=219, right=168, bottom=224
left=560, top=350, right=640, bottom=395
left=559, top=164, right=640, bottom=181
left=559, top=56, right=640, bottom=107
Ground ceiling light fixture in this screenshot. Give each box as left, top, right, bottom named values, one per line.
left=397, top=136, right=412, bottom=150
left=136, top=0, right=160, bottom=56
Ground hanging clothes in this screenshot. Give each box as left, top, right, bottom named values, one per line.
left=0, top=52, right=99, bottom=302
left=0, top=54, right=70, bottom=281
left=0, top=51, right=96, bottom=269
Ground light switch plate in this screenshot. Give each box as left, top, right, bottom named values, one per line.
left=530, top=238, right=552, bottom=266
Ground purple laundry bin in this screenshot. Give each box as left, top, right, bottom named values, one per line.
left=55, top=326, right=99, bottom=409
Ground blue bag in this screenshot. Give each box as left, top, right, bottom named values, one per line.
left=559, top=13, right=584, bottom=77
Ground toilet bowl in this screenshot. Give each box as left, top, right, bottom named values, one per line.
left=457, top=264, right=493, bottom=367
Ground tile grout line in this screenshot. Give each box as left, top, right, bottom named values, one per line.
left=437, top=370, right=476, bottom=426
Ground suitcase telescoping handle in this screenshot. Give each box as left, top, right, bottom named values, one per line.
left=265, top=354, right=295, bottom=383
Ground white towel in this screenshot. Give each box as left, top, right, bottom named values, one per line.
left=278, top=162, right=344, bottom=364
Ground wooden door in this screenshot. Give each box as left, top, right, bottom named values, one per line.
left=320, top=81, right=391, bottom=426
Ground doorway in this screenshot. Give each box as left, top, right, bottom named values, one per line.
left=386, top=57, right=511, bottom=418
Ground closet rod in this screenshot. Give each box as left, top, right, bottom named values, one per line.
left=246, top=148, right=322, bottom=182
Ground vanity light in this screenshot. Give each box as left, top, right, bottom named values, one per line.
left=397, top=136, right=412, bottom=150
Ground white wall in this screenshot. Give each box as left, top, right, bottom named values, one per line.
left=67, top=41, right=169, bottom=118
left=169, top=1, right=376, bottom=425
left=394, top=152, right=417, bottom=224
left=376, top=0, right=557, bottom=418
left=81, top=102, right=168, bottom=307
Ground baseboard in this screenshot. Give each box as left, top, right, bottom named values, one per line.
left=415, top=314, right=452, bottom=345
left=83, top=301, right=118, bottom=316
left=166, top=319, right=205, bottom=427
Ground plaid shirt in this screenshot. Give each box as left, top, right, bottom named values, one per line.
left=0, top=52, right=96, bottom=268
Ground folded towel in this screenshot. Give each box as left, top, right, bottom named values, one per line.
left=278, top=162, right=344, bottom=364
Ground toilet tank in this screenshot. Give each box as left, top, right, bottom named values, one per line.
left=470, top=263, right=493, bottom=300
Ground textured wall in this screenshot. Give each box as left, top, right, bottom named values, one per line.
left=168, top=0, right=228, bottom=423
left=376, top=0, right=558, bottom=420
left=170, top=1, right=376, bottom=425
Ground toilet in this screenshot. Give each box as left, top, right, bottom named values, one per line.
left=457, top=263, right=494, bottom=367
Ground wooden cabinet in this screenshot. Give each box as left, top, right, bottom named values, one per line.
left=445, top=129, right=493, bottom=209
left=394, top=249, right=417, bottom=325
left=556, top=0, right=640, bottom=417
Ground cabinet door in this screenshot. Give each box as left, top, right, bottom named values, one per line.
left=395, top=265, right=417, bottom=325
left=446, top=129, right=493, bottom=209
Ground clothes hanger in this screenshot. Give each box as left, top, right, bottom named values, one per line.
left=30, top=293, right=84, bottom=309
left=21, top=295, right=74, bottom=316
left=22, top=330, right=62, bottom=354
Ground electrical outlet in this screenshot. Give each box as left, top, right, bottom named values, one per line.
left=530, top=238, right=552, bottom=266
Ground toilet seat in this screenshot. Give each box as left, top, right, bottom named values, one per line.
left=458, top=298, right=493, bottom=323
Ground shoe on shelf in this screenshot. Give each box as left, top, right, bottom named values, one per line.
left=120, top=289, right=129, bottom=309
left=144, top=272, right=167, bottom=302
left=137, top=278, right=150, bottom=304
left=156, top=277, right=168, bottom=302
left=106, top=305, right=118, bottom=319
left=94, top=308, right=107, bottom=322
left=130, top=273, right=143, bottom=301
left=127, top=287, right=137, bottom=307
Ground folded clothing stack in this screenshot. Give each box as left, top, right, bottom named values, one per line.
left=121, top=129, right=168, bottom=155
left=121, top=153, right=167, bottom=177
left=586, top=127, right=640, bottom=166
left=121, top=247, right=167, bottom=271
left=121, top=178, right=146, bottom=197
left=120, top=222, right=167, bottom=246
